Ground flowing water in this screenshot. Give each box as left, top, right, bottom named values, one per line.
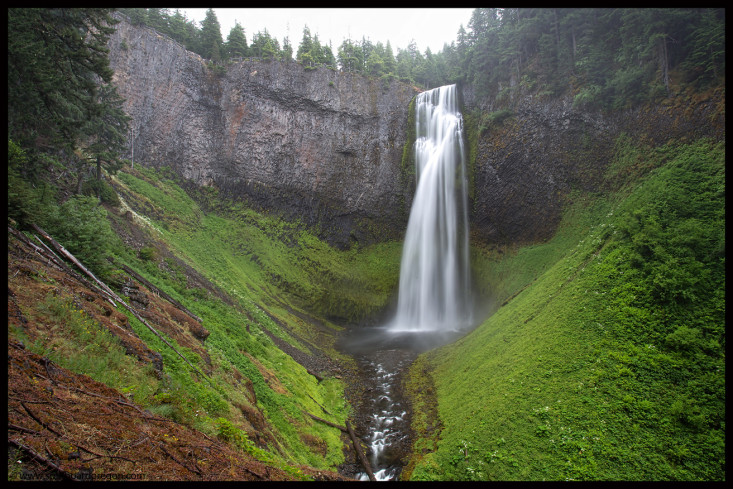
left=390, top=84, right=473, bottom=333
left=339, top=328, right=466, bottom=481
left=342, top=85, right=475, bottom=481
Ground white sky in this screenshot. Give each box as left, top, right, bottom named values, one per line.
left=178, top=8, right=474, bottom=54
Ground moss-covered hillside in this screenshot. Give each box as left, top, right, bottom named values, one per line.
left=8, top=160, right=404, bottom=480
left=403, top=137, right=725, bottom=481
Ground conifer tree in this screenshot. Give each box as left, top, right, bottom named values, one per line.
left=338, top=39, right=360, bottom=72
left=383, top=41, right=397, bottom=75
left=296, top=26, right=314, bottom=64
left=281, top=36, right=294, bottom=61
left=226, top=21, right=249, bottom=58
left=8, top=8, right=119, bottom=152
left=199, top=8, right=223, bottom=61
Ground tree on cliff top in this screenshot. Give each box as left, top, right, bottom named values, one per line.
left=199, top=8, right=223, bottom=62
left=225, top=21, right=249, bottom=58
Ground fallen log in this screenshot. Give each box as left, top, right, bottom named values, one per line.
left=305, top=412, right=347, bottom=432
left=30, top=224, right=213, bottom=387
left=347, top=420, right=377, bottom=482
left=306, top=413, right=376, bottom=481
left=306, top=368, right=324, bottom=382
left=116, top=262, right=203, bottom=323
left=9, top=438, right=78, bottom=481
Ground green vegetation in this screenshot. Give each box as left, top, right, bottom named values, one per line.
left=13, top=293, right=159, bottom=405
left=8, top=9, right=130, bottom=183
left=405, top=137, right=724, bottom=481
left=114, top=167, right=401, bottom=325
left=120, top=8, right=723, bottom=105
left=10, top=160, right=403, bottom=473
left=100, top=165, right=401, bottom=468
left=7, top=7, right=724, bottom=481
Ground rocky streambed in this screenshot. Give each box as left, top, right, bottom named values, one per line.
left=337, top=327, right=467, bottom=481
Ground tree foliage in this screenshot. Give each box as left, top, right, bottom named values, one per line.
left=199, top=8, right=223, bottom=62
left=8, top=8, right=130, bottom=200
left=8, top=9, right=119, bottom=151
left=225, top=21, right=249, bottom=59
left=117, top=8, right=723, bottom=106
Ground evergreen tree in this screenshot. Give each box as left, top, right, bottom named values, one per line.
left=225, top=21, right=249, bottom=58
left=250, top=29, right=280, bottom=60
left=8, top=8, right=119, bottom=152
left=395, top=48, right=414, bottom=82
left=360, top=37, right=374, bottom=73
left=310, top=33, right=324, bottom=64
left=261, top=37, right=277, bottom=61
left=296, top=26, right=314, bottom=64
left=281, top=36, right=294, bottom=61
left=338, top=38, right=360, bottom=72
left=199, top=8, right=223, bottom=61
left=168, top=9, right=191, bottom=47
left=321, top=41, right=337, bottom=68
left=383, top=41, right=397, bottom=75
left=77, top=83, right=130, bottom=197
left=683, top=8, right=725, bottom=87
left=366, top=50, right=386, bottom=77
left=121, top=7, right=147, bottom=26
left=146, top=8, right=169, bottom=34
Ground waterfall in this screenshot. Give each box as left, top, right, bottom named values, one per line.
left=390, top=84, right=473, bottom=333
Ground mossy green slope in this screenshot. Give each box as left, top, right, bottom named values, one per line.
left=100, top=166, right=403, bottom=473
left=405, top=138, right=724, bottom=481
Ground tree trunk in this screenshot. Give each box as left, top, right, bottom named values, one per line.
left=96, top=156, right=102, bottom=200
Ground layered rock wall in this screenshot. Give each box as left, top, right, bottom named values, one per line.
left=108, top=16, right=724, bottom=249
left=108, top=17, right=418, bottom=247
left=462, top=87, right=724, bottom=245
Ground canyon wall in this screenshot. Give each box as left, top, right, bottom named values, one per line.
left=108, top=18, right=418, bottom=248
left=462, top=85, right=725, bottom=245
left=108, top=17, right=724, bottom=249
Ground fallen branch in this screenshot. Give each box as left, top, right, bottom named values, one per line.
left=21, top=402, right=63, bottom=438
left=116, top=262, right=203, bottom=323
left=8, top=226, right=58, bottom=266
left=306, top=413, right=376, bottom=481
left=306, top=368, right=324, bottom=382
left=8, top=423, right=41, bottom=435
left=9, top=438, right=78, bottom=481
left=158, top=443, right=202, bottom=476
left=307, top=394, right=332, bottom=415
left=31, top=224, right=213, bottom=387
left=347, top=420, right=376, bottom=482
left=305, top=412, right=347, bottom=432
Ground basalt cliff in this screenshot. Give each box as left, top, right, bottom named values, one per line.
left=108, top=17, right=724, bottom=248
left=108, top=19, right=417, bottom=248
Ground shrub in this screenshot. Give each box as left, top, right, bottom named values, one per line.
left=82, top=178, right=121, bottom=206
left=43, top=195, right=117, bottom=276
left=487, top=109, right=514, bottom=126
left=139, top=246, right=158, bottom=261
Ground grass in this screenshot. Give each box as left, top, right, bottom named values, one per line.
left=104, top=166, right=405, bottom=470
left=10, top=128, right=723, bottom=480
left=405, top=137, right=725, bottom=481
left=9, top=159, right=404, bottom=474
left=16, top=293, right=159, bottom=406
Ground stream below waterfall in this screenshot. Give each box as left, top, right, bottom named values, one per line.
left=338, top=327, right=466, bottom=481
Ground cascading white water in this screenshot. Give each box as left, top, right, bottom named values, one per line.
left=390, top=84, right=472, bottom=333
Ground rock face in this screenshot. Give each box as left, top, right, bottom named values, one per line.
left=462, top=88, right=725, bottom=245
left=108, top=17, right=724, bottom=249
left=108, top=17, right=418, bottom=248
